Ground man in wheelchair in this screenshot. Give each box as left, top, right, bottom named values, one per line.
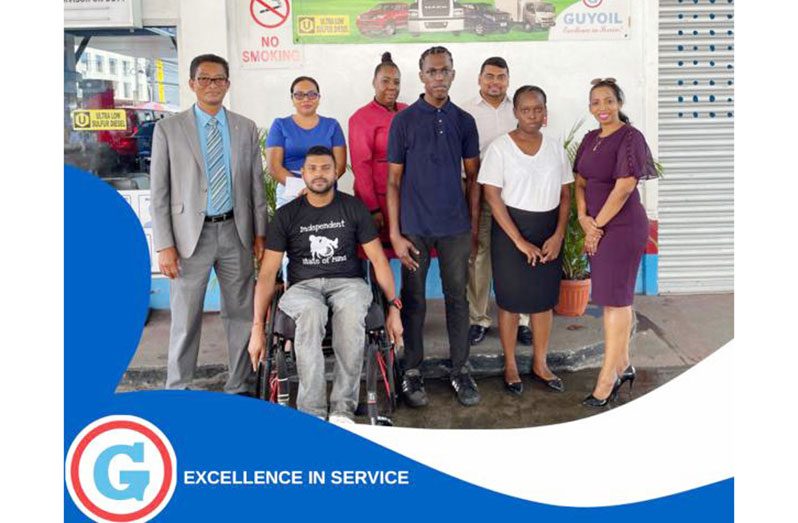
left=248, top=145, right=403, bottom=424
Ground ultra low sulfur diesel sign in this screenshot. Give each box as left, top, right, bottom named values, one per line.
left=291, top=0, right=630, bottom=44
left=72, top=109, right=128, bottom=131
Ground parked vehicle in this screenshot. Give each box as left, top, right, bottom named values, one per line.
left=408, top=0, right=465, bottom=36
left=133, top=120, right=157, bottom=173
left=356, top=2, right=410, bottom=36
left=494, top=0, right=556, bottom=31
left=457, top=2, right=512, bottom=35
left=96, top=107, right=170, bottom=172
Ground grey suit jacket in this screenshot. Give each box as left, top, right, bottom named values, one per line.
left=150, top=107, right=268, bottom=258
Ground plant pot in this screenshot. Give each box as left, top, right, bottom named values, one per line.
left=555, top=278, right=591, bottom=317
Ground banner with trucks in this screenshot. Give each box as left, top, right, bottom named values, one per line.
left=292, top=0, right=630, bottom=43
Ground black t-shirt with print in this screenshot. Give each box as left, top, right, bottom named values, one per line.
left=266, top=192, right=379, bottom=284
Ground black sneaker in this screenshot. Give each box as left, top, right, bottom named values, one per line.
left=469, top=325, right=489, bottom=345
left=401, top=369, right=429, bottom=408
left=451, top=372, right=481, bottom=406
left=517, top=325, right=533, bottom=346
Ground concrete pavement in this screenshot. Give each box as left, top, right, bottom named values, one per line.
left=118, top=293, right=733, bottom=428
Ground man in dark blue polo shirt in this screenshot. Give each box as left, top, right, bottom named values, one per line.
left=386, top=46, right=482, bottom=407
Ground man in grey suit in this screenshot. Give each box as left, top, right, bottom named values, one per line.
left=151, top=54, right=268, bottom=394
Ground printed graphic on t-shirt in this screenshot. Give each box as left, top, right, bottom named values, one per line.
left=265, top=193, right=379, bottom=284
left=298, top=220, right=348, bottom=266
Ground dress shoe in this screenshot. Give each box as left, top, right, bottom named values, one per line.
left=504, top=380, right=524, bottom=396
left=582, top=378, right=622, bottom=407
left=517, top=325, right=533, bottom=346
left=469, top=325, right=489, bottom=345
left=531, top=371, right=565, bottom=392
left=620, top=365, right=636, bottom=390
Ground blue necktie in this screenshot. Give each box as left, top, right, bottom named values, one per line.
left=206, top=117, right=232, bottom=212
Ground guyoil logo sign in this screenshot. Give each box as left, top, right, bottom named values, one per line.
left=65, top=416, right=177, bottom=522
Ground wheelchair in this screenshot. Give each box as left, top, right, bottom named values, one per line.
left=255, top=265, right=399, bottom=426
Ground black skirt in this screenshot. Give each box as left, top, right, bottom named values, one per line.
left=491, top=206, right=562, bottom=314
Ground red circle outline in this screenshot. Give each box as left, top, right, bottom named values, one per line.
left=583, top=0, right=603, bottom=8
left=250, top=0, right=291, bottom=29
left=69, top=420, right=174, bottom=522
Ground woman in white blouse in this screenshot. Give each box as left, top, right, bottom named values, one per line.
left=478, top=85, right=573, bottom=396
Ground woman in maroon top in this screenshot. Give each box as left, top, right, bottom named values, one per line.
left=349, top=52, right=408, bottom=247
left=573, top=78, right=657, bottom=407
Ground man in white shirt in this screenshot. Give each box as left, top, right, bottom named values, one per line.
left=462, top=57, right=532, bottom=347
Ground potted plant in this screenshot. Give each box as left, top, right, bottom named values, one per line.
left=555, top=119, right=591, bottom=316
left=258, top=127, right=278, bottom=218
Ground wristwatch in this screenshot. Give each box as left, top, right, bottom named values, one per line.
left=388, top=297, right=402, bottom=310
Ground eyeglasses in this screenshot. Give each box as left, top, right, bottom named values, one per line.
left=292, top=91, right=320, bottom=101
left=423, top=68, right=453, bottom=79
left=590, top=77, right=617, bottom=86
left=195, top=76, right=229, bottom=87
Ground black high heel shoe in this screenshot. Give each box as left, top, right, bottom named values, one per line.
left=582, top=378, right=622, bottom=407
left=504, top=380, right=524, bottom=396
left=531, top=371, right=565, bottom=393
left=620, top=365, right=636, bottom=391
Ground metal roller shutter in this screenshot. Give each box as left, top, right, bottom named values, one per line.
left=658, top=0, right=734, bottom=293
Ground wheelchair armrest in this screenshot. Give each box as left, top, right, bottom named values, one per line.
left=365, top=301, right=386, bottom=331
left=273, top=307, right=296, bottom=340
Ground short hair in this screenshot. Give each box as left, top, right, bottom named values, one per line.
left=419, top=46, right=453, bottom=70
left=374, top=51, right=399, bottom=78
left=189, top=54, right=229, bottom=79
left=290, top=76, right=320, bottom=94
left=513, top=85, right=547, bottom=108
left=480, top=57, right=509, bottom=75
left=305, top=145, right=335, bottom=166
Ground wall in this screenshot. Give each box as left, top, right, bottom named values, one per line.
left=154, top=0, right=658, bottom=216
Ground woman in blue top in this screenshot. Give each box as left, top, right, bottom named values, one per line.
left=267, top=76, right=347, bottom=207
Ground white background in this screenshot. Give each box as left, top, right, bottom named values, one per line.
left=2, top=1, right=796, bottom=521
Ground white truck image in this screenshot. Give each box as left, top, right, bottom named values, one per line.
left=494, top=0, right=557, bottom=31
left=408, top=0, right=465, bottom=36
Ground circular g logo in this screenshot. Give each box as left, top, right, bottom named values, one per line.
left=583, top=0, right=603, bottom=7
left=65, top=416, right=177, bottom=523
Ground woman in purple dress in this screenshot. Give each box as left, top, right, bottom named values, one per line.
left=573, top=78, right=657, bottom=407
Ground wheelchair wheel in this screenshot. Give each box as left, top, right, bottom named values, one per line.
left=385, top=344, right=398, bottom=412
left=256, top=289, right=282, bottom=403
left=366, top=330, right=398, bottom=426
left=365, top=339, right=379, bottom=425
left=275, top=339, right=290, bottom=406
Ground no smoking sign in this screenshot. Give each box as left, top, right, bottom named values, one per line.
left=250, top=0, right=291, bottom=29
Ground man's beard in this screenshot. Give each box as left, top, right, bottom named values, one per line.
left=308, top=179, right=334, bottom=195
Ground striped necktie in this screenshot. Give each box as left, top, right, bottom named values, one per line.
left=206, top=117, right=232, bottom=212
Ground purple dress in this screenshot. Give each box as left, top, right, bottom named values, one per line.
left=574, top=125, right=656, bottom=306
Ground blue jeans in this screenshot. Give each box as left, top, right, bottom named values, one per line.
left=277, top=277, right=372, bottom=418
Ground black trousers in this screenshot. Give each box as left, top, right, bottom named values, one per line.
left=400, top=232, right=471, bottom=374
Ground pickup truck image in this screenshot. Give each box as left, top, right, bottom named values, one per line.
left=457, top=2, right=512, bottom=35
left=355, top=2, right=410, bottom=36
